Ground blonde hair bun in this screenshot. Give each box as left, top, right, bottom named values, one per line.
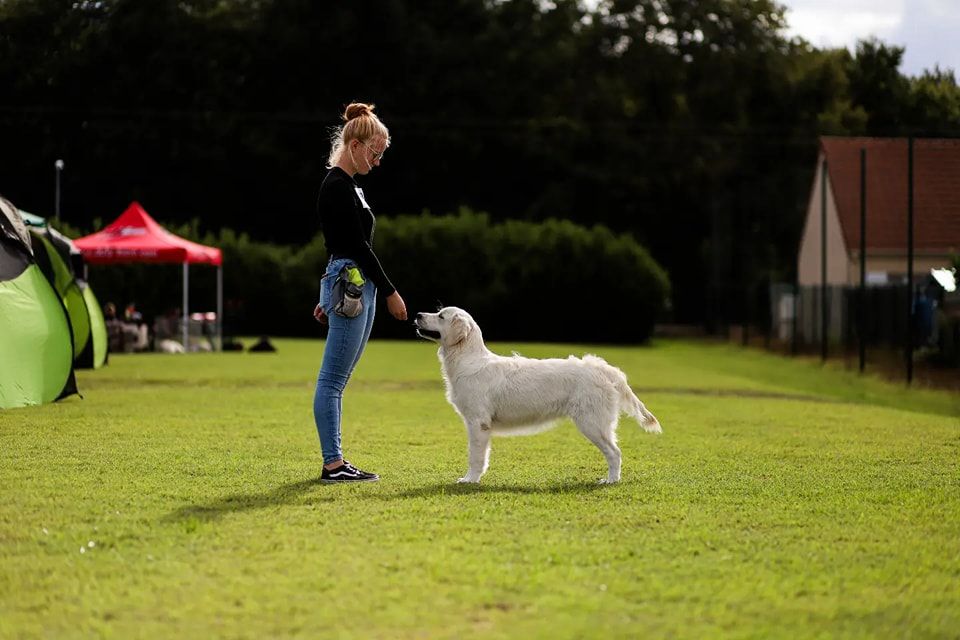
left=326, top=101, right=390, bottom=168
left=343, top=102, right=375, bottom=122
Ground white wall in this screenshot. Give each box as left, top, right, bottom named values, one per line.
left=798, top=153, right=851, bottom=286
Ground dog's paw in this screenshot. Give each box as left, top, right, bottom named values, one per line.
left=457, top=476, right=480, bottom=484
left=598, top=477, right=620, bottom=485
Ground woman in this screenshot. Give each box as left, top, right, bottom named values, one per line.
left=313, top=102, right=407, bottom=483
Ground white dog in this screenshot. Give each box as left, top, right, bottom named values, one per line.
left=415, top=307, right=661, bottom=484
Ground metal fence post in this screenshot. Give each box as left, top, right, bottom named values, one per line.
left=821, top=158, right=828, bottom=362
left=859, top=148, right=867, bottom=373
left=906, top=137, right=914, bottom=384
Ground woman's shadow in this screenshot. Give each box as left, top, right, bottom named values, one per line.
left=163, top=477, right=330, bottom=523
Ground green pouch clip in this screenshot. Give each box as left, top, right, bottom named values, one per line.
left=345, top=266, right=365, bottom=287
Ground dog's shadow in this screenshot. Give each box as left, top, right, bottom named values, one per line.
left=376, top=480, right=612, bottom=501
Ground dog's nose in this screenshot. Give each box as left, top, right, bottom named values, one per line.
left=416, top=312, right=424, bottom=321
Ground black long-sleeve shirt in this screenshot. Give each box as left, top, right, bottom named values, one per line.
left=316, top=166, right=396, bottom=297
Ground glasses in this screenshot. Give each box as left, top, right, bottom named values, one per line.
left=362, top=141, right=387, bottom=162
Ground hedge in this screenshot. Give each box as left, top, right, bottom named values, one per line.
left=85, top=209, right=670, bottom=343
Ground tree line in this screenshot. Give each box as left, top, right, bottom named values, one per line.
left=2, top=0, right=958, bottom=325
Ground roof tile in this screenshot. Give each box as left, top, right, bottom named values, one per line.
left=821, top=136, right=960, bottom=252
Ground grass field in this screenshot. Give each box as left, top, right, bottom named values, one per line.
left=2, top=338, right=958, bottom=639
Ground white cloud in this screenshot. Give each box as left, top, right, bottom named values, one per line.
left=780, top=0, right=960, bottom=76
left=894, top=1, right=960, bottom=74
left=781, top=0, right=903, bottom=45
left=786, top=7, right=902, bottom=47
left=582, top=0, right=959, bottom=75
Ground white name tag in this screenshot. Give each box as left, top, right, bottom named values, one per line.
left=354, top=187, right=370, bottom=210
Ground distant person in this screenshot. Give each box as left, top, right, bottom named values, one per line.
left=121, top=302, right=149, bottom=351
left=914, top=285, right=935, bottom=348
left=124, top=302, right=143, bottom=324
left=103, top=301, right=147, bottom=353
left=312, top=102, right=408, bottom=483
left=153, top=307, right=184, bottom=353
left=201, top=313, right=216, bottom=344
left=104, top=302, right=126, bottom=352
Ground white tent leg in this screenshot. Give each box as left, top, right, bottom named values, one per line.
left=216, top=265, right=223, bottom=352
left=182, top=262, right=189, bottom=352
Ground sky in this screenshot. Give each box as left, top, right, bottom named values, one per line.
left=779, top=0, right=960, bottom=77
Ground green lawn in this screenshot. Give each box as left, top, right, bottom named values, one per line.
left=1, top=338, right=958, bottom=639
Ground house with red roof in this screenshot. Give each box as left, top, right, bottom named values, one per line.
left=798, top=137, right=960, bottom=287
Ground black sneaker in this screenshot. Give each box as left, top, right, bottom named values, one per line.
left=320, top=461, right=379, bottom=483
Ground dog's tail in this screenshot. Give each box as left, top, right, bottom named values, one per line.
left=623, top=388, right=662, bottom=434
left=583, top=355, right=662, bottom=434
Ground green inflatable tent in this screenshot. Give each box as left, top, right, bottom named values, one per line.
left=18, top=209, right=108, bottom=369
left=0, top=196, right=78, bottom=409
left=31, top=229, right=108, bottom=369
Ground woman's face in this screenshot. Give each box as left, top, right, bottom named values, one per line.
left=351, top=136, right=388, bottom=175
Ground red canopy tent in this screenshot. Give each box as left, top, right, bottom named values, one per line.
left=73, top=201, right=223, bottom=351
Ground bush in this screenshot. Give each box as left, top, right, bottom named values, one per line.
left=84, top=209, right=670, bottom=343
left=362, top=209, right=669, bottom=343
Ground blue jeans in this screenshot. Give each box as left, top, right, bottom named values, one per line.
left=313, top=258, right=378, bottom=464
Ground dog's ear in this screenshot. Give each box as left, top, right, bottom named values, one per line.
left=445, top=314, right=471, bottom=347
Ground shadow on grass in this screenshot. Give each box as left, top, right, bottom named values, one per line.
left=374, top=480, right=611, bottom=500
left=164, top=477, right=329, bottom=523
left=164, top=477, right=610, bottom=522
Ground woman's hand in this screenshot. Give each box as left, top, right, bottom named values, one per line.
left=313, top=303, right=328, bottom=325
left=386, top=291, right=408, bottom=321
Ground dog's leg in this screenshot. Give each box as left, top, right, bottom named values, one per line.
left=573, top=414, right=622, bottom=484
left=598, top=432, right=622, bottom=484
left=458, top=421, right=491, bottom=484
